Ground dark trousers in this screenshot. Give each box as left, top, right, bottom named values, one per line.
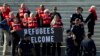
left=12, top=32, right=20, bottom=56
left=88, top=24, right=95, bottom=35
left=67, top=47, right=77, bottom=56
left=83, top=53, right=92, bottom=56
left=42, top=43, right=51, bottom=56
left=34, top=43, right=41, bottom=56
left=75, top=39, right=83, bottom=56
left=51, top=43, right=62, bottom=56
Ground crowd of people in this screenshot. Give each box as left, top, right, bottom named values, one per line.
left=0, top=3, right=97, bottom=56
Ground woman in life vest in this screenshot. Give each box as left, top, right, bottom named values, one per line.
left=10, top=18, right=22, bottom=56
left=17, top=3, right=30, bottom=19
left=36, top=4, right=45, bottom=18
left=51, top=15, right=63, bottom=27
left=28, top=13, right=38, bottom=28
left=21, top=13, right=29, bottom=28
left=51, top=15, right=63, bottom=56
left=28, top=13, right=41, bottom=56
left=0, top=3, right=11, bottom=20
left=42, top=9, right=51, bottom=27
left=36, top=4, right=46, bottom=27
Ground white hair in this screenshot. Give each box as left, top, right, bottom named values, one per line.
left=44, top=9, right=49, bottom=13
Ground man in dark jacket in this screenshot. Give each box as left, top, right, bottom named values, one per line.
left=80, top=33, right=96, bottom=56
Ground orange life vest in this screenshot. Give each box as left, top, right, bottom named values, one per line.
left=28, top=17, right=38, bottom=28
left=19, top=8, right=28, bottom=18
left=51, top=19, right=63, bottom=28
left=42, top=14, right=51, bottom=25
left=36, top=8, right=45, bottom=18
left=0, top=7, right=11, bottom=19
left=11, top=22, right=22, bottom=31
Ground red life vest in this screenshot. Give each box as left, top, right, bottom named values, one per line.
left=19, top=8, right=28, bottom=18
left=36, top=8, right=45, bottom=18
left=51, top=19, right=63, bottom=28
left=28, top=17, right=38, bottom=28
left=0, top=7, right=11, bottom=19
left=42, top=14, right=51, bottom=25
left=22, top=18, right=28, bottom=28
left=11, top=22, right=22, bottom=31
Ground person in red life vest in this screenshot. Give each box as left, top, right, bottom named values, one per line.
left=0, top=3, right=11, bottom=21
left=85, top=5, right=98, bottom=36
left=36, top=4, right=45, bottom=18
left=21, top=13, right=29, bottom=28
left=10, top=18, right=22, bottom=56
left=28, top=13, right=38, bottom=28
left=28, top=13, right=41, bottom=56
left=2, top=12, right=14, bottom=56
left=41, top=9, right=52, bottom=56
left=50, top=15, right=63, bottom=28
left=50, top=15, right=63, bottom=56
left=16, top=3, right=30, bottom=19
left=36, top=4, right=46, bottom=27
left=42, top=9, right=51, bottom=27
left=7, top=11, right=16, bottom=26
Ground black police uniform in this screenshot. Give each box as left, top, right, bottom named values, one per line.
left=80, top=38, right=96, bottom=56
left=72, top=24, right=85, bottom=56
left=85, top=13, right=96, bottom=35
left=66, top=35, right=77, bottom=56
left=70, top=13, right=84, bottom=27
left=18, top=40, right=34, bottom=56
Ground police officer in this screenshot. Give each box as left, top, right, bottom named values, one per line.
left=66, top=29, right=78, bottom=56
left=70, top=7, right=84, bottom=28
left=16, top=3, right=30, bottom=19
left=18, top=34, right=36, bottom=56
left=71, top=18, right=85, bottom=56
left=80, top=33, right=96, bottom=56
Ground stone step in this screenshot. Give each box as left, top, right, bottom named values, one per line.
left=0, top=46, right=100, bottom=56
left=1, top=2, right=100, bottom=5
left=1, top=0, right=100, bottom=2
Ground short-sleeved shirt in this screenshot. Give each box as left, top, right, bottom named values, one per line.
left=18, top=40, right=34, bottom=56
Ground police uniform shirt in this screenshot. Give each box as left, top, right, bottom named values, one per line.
left=70, top=13, right=84, bottom=24
left=18, top=40, right=34, bottom=55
